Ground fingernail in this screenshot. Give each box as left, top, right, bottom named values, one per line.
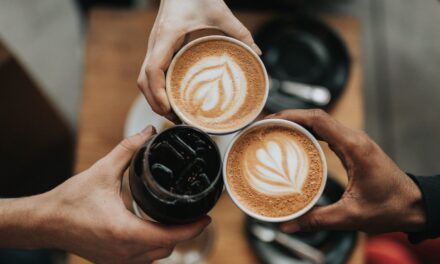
left=140, top=125, right=155, bottom=136
left=252, top=43, right=262, bottom=56
left=281, top=223, right=300, bottom=233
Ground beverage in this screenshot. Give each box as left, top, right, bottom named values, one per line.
left=129, top=125, right=223, bottom=224
left=223, top=119, right=327, bottom=221
left=166, top=36, right=268, bottom=134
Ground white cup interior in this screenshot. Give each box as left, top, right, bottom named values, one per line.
left=222, top=119, right=328, bottom=222
left=165, top=35, right=269, bottom=135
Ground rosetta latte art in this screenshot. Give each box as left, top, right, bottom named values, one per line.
left=179, top=55, right=247, bottom=123
left=244, top=136, right=309, bottom=196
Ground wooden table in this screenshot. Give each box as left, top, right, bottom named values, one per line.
left=69, top=9, right=364, bottom=264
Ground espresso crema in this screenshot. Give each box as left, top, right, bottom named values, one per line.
left=226, top=125, right=324, bottom=217
left=167, top=38, right=267, bottom=134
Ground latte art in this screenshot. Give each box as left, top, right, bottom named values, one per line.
left=245, top=137, right=309, bottom=196
left=167, top=38, right=267, bottom=134
left=226, top=123, right=325, bottom=218
left=180, top=55, right=247, bottom=123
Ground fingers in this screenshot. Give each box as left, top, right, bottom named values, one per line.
left=148, top=247, right=173, bottom=260
left=164, top=112, right=181, bottom=124
left=138, top=55, right=169, bottom=117
left=281, top=201, right=353, bottom=232
left=130, top=247, right=174, bottom=264
left=138, top=57, right=161, bottom=112
left=144, top=66, right=169, bottom=115
left=267, top=109, right=356, bottom=153
left=130, top=215, right=211, bottom=249
left=142, top=30, right=185, bottom=117
left=218, top=13, right=261, bottom=55
left=151, top=216, right=212, bottom=244
left=103, top=125, right=156, bottom=174
left=122, top=215, right=210, bottom=263
left=138, top=35, right=183, bottom=117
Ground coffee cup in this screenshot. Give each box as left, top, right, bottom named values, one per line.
left=129, top=125, right=224, bottom=224
left=166, top=35, right=269, bottom=135
left=223, top=119, right=327, bottom=222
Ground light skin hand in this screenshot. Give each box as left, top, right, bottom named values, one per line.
left=0, top=125, right=211, bottom=264
left=137, top=0, right=261, bottom=121
left=267, top=109, right=426, bottom=234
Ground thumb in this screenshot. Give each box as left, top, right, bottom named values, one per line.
left=219, top=14, right=261, bottom=55
left=103, top=125, right=156, bottom=175
left=280, top=201, right=351, bottom=232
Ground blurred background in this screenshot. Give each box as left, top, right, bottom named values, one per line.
left=0, top=0, right=439, bottom=263
left=2, top=0, right=440, bottom=176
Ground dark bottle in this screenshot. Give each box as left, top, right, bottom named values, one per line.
left=129, top=125, right=223, bottom=224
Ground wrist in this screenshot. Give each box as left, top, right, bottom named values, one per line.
left=401, top=174, right=426, bottom=232
left=0, top=192, right=58, bottom=249
left=31, top=189, right=68, bottom=249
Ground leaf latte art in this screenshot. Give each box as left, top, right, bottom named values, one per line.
left=167, top=39, right=267, bottom=133
left=244, top=137, right=309, bottom=196
left=179, top=55, right=247, bottom=123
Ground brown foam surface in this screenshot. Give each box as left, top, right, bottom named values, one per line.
left=226, top=125, right=324, bottom=218
left=169, top=39, right=266, bottom=133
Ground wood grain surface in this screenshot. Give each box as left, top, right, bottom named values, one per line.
left=69, top=9, right=364, bottom=264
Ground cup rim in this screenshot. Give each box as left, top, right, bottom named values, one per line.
left=222, top=119, right=328, bottom=222
left=165, top=35, right=269, bottom=135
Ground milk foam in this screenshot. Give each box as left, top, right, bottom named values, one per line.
left=244, top=136, right=309, bottom=196
left=179, top=55, right=247, bottom=123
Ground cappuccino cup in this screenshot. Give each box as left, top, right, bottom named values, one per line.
left=223, top=119, right=327, bottom=222
left=166, top=35, right=269, bottom=135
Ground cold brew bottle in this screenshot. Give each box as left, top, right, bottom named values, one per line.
left=129, top=125, right=223, bottom=224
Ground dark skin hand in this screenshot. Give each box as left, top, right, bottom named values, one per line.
left=266, top=109, right=426, bottom=234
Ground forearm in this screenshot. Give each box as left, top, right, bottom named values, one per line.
left=0, top=193, right=54, bottom=249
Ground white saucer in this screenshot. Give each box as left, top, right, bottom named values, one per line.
left=123, top=94, right=237, bottom=157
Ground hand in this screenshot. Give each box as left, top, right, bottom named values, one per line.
left=267, top=109, right=426, bottom=234
left=37, top=125, right=210, bottom=263
left=137, top=0, right=261, bottom=120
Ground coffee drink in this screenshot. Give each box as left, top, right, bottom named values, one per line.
left=129, top=125, right=223, bottom=224
left=224, top=120, right=326, bottom=220
left=166, top=36, right=268, bottom=134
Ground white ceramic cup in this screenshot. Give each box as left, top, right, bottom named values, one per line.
left=165, top=35, right=269, bottom=135
left=222, top=119, right=328, bottom=222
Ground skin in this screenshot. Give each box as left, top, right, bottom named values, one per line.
left=0, top=4, right=429, bottom=260
left=0, top=2, right=253, bottom=259
left=0, top=126, right=211, bottom=264
left=266, top=109, right=426, bottom=234
left=137, top=0, right=261, bottom=121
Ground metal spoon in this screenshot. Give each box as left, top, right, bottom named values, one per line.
left=250, top=224, right=325, bottom=264
left=270, top=78, right=331, bottom=106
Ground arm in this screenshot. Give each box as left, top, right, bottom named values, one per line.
left=0, top=194, right=52, bottom=249
left=269, top=109, right=428, bottom=238
left=0, top=125, right=210, bottom=263
left=137, top=0, right=261, bottom=121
